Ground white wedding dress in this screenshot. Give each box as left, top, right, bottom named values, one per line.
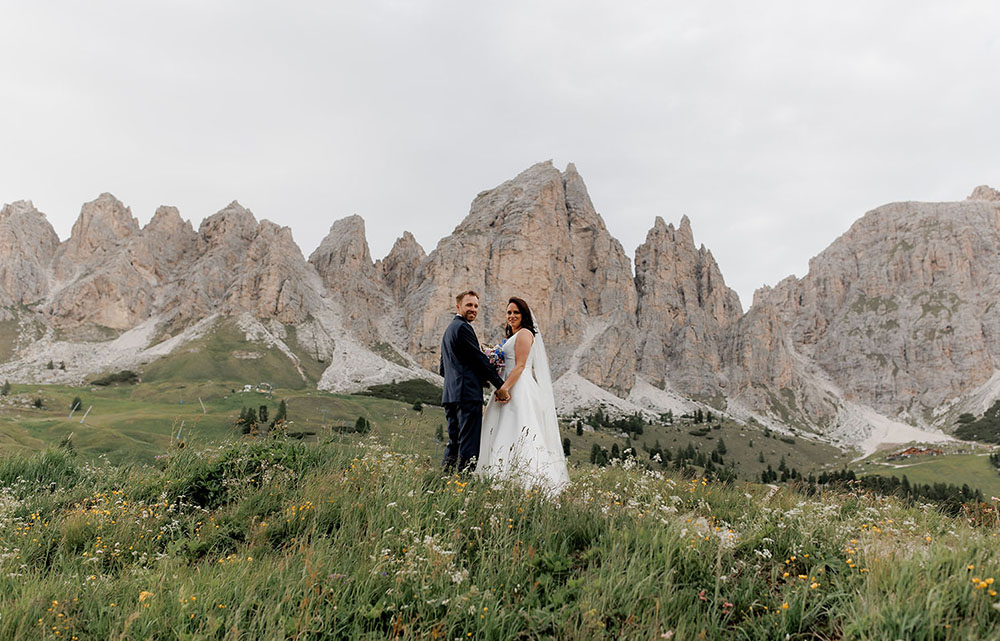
left=476, top=328, right=570, bottom=494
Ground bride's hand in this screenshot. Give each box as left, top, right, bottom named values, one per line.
left=495, top=387, right=510, bottom=403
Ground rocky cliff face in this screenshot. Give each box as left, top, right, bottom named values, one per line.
left=155, top=201, right=322, bottom=329
left=634, top=215, right=742, bottom=400
left=748, top=198, right=1000, bottom=424
left=309, top=215, right=397, bottom=345
left=402, top=161, right=638, bottom=395
left=0, top=201, right=60, bottom=311
left=969, top=185, right=1000, bottom=201
left=48, top=194, right=155, bottom=330
left=378, top=232, right=426, bottom=303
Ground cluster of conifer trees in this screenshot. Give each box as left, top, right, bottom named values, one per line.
left=234, top=400, right=287, bottom=434
left=955, top=400, right=1000, bottom=443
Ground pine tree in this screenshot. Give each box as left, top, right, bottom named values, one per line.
left=259, top=405, right=269, bottom=425
left=576, top=421, right=583, bottom=436
left=562, top=438, right=571, bottom=457
left=1, top=380, right=9, bottom=396
left=70, top=397, right=82, bottom=412
left=716, top=438, right=727, bottom=456
left=273, top=399, right=287, bottom=425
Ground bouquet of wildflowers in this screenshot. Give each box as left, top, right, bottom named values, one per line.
left=482, top=343, right=505, bottom=378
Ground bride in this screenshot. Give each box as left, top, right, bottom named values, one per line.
left=476, top=297, right=570, bottom=494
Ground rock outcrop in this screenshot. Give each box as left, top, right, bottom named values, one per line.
left=378, top=231, right=426, bottom=303
left=159, top=201, right=310, bottom=327
left=222, top=219, right=317, bottom=325
left=53, top=193, right=140, bottom=282
left=634, top=215, right=742, bottom=400
left=309, top=215, right=397, bottom=346
left=747, top=196, right=1000, bottom=423
left=0, top=201, right=60, bottom=309
left=968, top=185, right=1000, bottom=201
left=48, top=194, right=153, bottom=330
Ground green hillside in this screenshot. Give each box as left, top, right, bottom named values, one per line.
left=141, top=319, right=320, bottom=389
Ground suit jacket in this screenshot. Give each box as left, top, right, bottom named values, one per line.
left=440, top=315, right=505, bottom=404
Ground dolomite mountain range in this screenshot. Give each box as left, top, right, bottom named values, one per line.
left=2, top=161, right=999, bottom=450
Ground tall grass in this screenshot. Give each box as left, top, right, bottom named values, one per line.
left=1, top=437, right=999, bottom=639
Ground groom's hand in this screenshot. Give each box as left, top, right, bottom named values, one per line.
left=495, top=388, right=510, bottom=403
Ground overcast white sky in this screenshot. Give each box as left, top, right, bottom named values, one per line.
left=2, top=1, right=999, bottom=307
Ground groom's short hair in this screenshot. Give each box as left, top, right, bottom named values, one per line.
left=455, top=290, right=479, bottom=305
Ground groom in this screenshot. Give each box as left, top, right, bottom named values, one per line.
left=440, top=290, right=509, bottom=472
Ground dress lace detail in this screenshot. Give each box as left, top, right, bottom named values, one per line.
left=475, top=328, right=570, bottom=494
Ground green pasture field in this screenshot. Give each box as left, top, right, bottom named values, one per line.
left=864, top=452, right=1000, bottom=499
left=0, top=381, right=448, bottom=465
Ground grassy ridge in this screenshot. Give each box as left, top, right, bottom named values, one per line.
left=2, top=437, right=1000, bottom=639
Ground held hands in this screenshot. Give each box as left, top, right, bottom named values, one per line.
left=494, top=387, right=511, bottom=403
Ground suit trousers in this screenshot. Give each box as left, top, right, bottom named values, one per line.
left=443, top=400, right=483, bottom=472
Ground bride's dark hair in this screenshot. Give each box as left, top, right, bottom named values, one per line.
left=504, top=297, right=537, bottom=338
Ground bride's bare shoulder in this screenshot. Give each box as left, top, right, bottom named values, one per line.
left=515, top=328, right=535, bottom=345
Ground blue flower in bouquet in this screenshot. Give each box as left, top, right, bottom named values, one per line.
left=482, top=343, right=505, bottom=377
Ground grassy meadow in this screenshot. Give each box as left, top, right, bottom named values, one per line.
left=3, top=435, right=1000, bottom=639
left=0, top=381, right=449, bottom=465
left=865, top=452, right=1000, bottom=500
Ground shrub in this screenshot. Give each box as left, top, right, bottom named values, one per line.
left=91, top=370, right=140, bottom=386
left=360, top=379, right=442, bottom=406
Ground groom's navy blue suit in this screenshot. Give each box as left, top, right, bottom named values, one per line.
left=440, top=314, right=505, bottom=472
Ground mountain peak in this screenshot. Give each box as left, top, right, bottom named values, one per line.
left=968, top=185, right=1000, bottom=201
left=54, top=194, right=140, bottom=275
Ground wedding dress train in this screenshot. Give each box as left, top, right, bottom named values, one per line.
left=476, top=328, right=570, bottom=494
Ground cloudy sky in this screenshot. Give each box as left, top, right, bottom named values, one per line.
left=2, top=1, right=998, bottom=307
